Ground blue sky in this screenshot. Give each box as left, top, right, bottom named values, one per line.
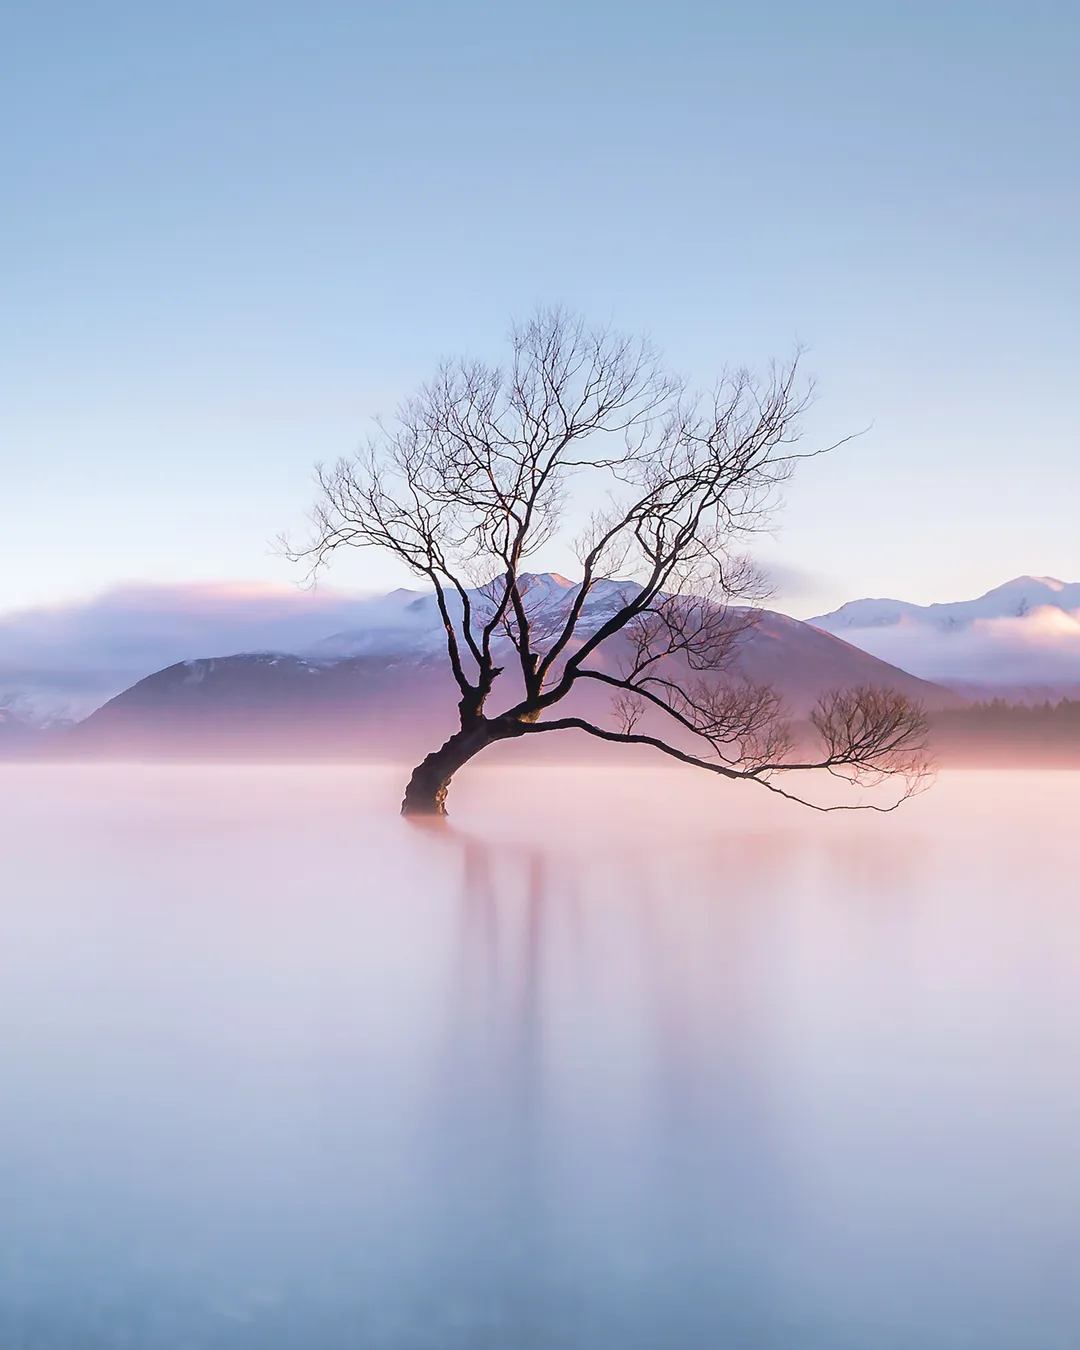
left=3, top=0, right=1077, bottom=615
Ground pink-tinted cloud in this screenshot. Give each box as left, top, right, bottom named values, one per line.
left=831, top=606, right=1080, bottom=687
left=0, top=581, right=377, bottom=719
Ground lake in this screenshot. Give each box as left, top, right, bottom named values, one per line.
left=1, top=766, right=1079, bottom=1349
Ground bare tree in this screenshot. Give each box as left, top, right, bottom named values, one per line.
left=287, top=308, right=929, bottom=816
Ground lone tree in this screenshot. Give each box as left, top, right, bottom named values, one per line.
left=289, top=309, right=928, bottom=816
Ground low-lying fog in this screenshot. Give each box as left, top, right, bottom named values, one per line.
left=2, top=766, right=1078, bottom=1349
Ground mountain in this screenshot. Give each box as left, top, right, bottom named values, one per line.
left=812, top=576, right=1080, bottom=632
left=0, top=581, right=381, bottom=724
left=54, top=653, right=454, bottom=760
left=0, top=575, right=642, bottom=724
left=810, top=576, right=1080, bottom=696
left=7, top=572, right=1076, bottom=727
left=309, top=574, right=641, bottom=659
left=0, top=708, right=41, bottom=755
left=43, top=576, right=961, bottom=761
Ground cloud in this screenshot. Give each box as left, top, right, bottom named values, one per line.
left=834, top=606, right=1080, bottom=685
left=759, top=562, right=829, bottom=600
left=0, top=581, right=381, bottom=720
left=753, top=560, right=841, bottom=615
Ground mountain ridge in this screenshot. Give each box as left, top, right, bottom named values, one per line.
left=809, top=575, right=1080, bottom=691
left=30, top=583, right=961, bottom=761
left=6, top=570, right=1074, bottom=735
left=811, top=575, right=1080, bottom=631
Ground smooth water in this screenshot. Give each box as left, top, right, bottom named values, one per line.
left=1, top=766, right=1079, bottom=1349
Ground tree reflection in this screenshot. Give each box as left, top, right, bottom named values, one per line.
left=410, top=818, right=821, bottom=1343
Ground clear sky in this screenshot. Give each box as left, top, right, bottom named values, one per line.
left=3, top=0, right=1077, bottom=616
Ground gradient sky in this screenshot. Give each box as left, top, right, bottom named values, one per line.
left=3, top=0, right=1077, bottom=617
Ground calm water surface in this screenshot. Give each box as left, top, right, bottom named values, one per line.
left=1, top=766, right=1079, bottom=1349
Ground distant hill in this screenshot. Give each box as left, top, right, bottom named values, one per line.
left=6, top=571, right=1078, bottom=728
left=812, top=576, right=1080, bottom=632
left=930, top=700, right=1080, bottom=767
left=0, top=580, right=382, bottom=725
left=0, top=708, right=40, bottom=753
left=52, top=653, right=449, bottom=761
left=39, top=592, right=961, bottom=762
left=809, top=576, right=1080, bottom=695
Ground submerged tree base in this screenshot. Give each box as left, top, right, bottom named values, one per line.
left=400, top=725, right=497, bottom=817
left=400, top=779, right=452, bottom=817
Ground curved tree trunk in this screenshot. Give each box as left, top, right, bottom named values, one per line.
left=400, top=723, right=497, bottom=817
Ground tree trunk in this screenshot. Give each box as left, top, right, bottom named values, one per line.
left=400, top=723, right=495, bottom=817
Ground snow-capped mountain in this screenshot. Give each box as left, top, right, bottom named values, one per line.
left=812, top=577, right=1080, bottom=632
left=0, top=708, right=31, bottom=736
left=8, top=571, right=1073, bottom=736
left=0, top=707, right=41, bottom=752
left=310, top=574, right=641, bottom=659
left=0, top=575, right=645, bottom=724
left=0, top=581, right=383, bottom=725
left=810, top=577, right=1080, bottom=695
left=37, top=576, right=960, bottom=760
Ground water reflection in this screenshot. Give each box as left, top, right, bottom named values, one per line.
left=0, top=768, right=1079, bottom=1348
left=415, top=821, right=900, bottom=1346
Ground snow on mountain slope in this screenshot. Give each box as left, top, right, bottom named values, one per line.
left=0, top=573, right=641, bottom=722
left=812, top=577, right=1080, bottom=632
left=0, top=581, right=383, bottom=724
left=40, top=579, right=961, bottom=760
left=311, top=574, right=641, bottom=658
left=0, top=708, right=41, bottom=754
left=810, top=577, right=1080, bottom=689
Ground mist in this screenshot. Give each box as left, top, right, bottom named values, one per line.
left=3, top=765, right=1079, bottom=1348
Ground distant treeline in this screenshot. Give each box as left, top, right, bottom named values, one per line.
left=930, top=699, right=1080, bottom=765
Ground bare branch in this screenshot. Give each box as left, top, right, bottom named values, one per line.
left=286, top=306, right=930, bottom=817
